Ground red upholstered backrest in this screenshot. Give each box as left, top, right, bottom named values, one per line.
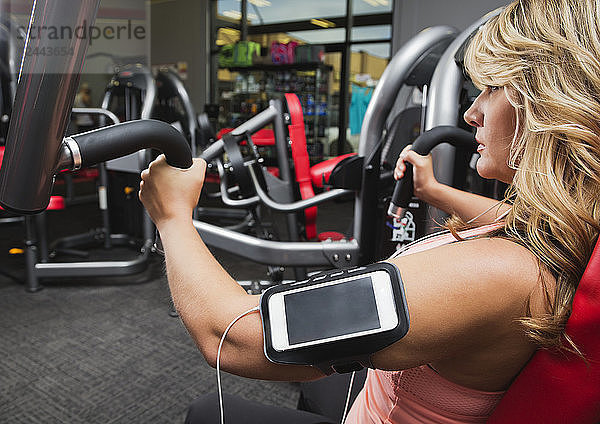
left=309, top=153, right=356, bottom=188
left=488, top=238, right=600, bottom=423
left=216, top=128, right=275, bottom=146
left=284, top=93, right=318, bottom=240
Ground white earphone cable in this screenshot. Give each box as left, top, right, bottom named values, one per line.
left=340, top=370, right=356, bottom=423
left=216, top=306, right=260, bottom=424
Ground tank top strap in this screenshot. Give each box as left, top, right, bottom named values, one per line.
left=390, top=221, right=505, bottom=258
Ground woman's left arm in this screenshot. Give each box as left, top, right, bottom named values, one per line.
left=139, top=155, right=324, bottom=381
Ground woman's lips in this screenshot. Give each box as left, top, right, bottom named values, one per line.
left=475, top=138, right=485, bottom=152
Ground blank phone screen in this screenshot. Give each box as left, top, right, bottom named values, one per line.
left=284, top=277, right=381, bottom=346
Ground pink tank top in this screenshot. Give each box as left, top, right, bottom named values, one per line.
left=345, top=222, right=506, bottom=424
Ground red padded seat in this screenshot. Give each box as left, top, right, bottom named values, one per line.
left=309, top=153, right=356, bottom=188
left=488, top=238, right=600, bottom=423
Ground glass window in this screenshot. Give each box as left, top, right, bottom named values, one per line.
left=218, top=0, right=347, bottom=25
left=351, top=42, right=390, bottom=60
left=351, top=25, right=391, bottom=42
left=286, top=28, right=346, bottom=44
left=353, top=0, right=392, bottom=16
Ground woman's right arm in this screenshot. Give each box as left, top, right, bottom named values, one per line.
left=394, top=146, right=509, bottom=225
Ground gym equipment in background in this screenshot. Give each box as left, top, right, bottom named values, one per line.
left=0, top=0, right=192, bottom=292
left=154, top=67, right=200, bottom=155
left=100, top=64, right=156, bottom=242
left=194, top=25, right=459, bottom=270
left=0, top=2, right=459, bottom=286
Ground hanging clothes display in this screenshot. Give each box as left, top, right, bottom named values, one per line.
left=349, top=83, right=373, bottom=135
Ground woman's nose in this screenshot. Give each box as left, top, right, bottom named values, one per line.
left=464, top=97, right=483, bottom=128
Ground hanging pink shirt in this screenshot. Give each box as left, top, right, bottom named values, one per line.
left=345, top=222, right=507, bottom=424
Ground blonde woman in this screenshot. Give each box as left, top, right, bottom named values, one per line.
left=139, top=0, right=600, bottom=422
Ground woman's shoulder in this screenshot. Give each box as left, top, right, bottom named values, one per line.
left=392, top=235, right=542, bottom=291
left=387, top=235, right=548, bottom=329
left=374, top=237, right=544, bottom=372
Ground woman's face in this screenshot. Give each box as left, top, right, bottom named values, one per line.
left=463, top=86, right=517, bottom=183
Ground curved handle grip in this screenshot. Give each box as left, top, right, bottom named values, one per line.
left=388, top=125, right=476, bottom=218
left=71, top=119, right=193, bottom=170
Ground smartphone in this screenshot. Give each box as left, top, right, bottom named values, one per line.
left=267, top=269, right=399, bottom=352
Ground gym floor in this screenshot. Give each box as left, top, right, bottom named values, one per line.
left=0, top=182, right=355, bottom=423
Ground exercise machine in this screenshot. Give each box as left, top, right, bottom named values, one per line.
left=0, top=1, right=165, bottom=292
left=195, top=24, right=458, bottom=269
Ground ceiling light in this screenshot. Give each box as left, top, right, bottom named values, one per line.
left=223, top=10, right=241, bottom=20
left=310, top=18, right=336, bottom=28
left=250, top=0, right=271, bottom=6
left=219, top=27, right=240, bottom=35
left=235, top=0, right=271, bottom=6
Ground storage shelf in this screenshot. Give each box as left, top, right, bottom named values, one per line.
left=223, top=63, right=333, bottom=73
left=217, top=62, right=333, bottom=157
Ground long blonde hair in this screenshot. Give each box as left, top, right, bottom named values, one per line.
left=463, top=0, right=600, bottom=350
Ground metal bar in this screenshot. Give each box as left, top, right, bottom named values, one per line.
left=270, top=99, right=293, bottom=188
left=34, top=213, right=48, bottom=263
left=423, top=8, right=503, bottom=233
left=24, top=215, right=40, bottom=292
left=155, top=70, right=198, bottom=156
left=70, top=108, right=119, bottom=249
left=200, top=105, right=280, bottom=161
left=338, top=0, right=353, bottom=157
left=352, top=26, right=458, bottom=257
left=240, top=0, right=248, bottom=41
left=270, top=99, right=305, bottom=279
left=247, top=165, right=352, bottom=212
left=99, top=162, right=111, bottom=249
left=216, top=159, right=260, bottom=207
left=194, top=219, right=360, bottom=267
left=72, top=108, right=120, bottom=126
left=35, top=245, right=151, bottom=278
left=196, top=207, right=250, bottom=220
left=140, top=71, right=156, bottom=120
left=0, top=217, right=24, bottom=224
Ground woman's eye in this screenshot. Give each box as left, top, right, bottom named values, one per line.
left=487, top=86, right=500, bottom=93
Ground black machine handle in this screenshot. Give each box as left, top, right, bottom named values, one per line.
left=387, top=126, right=476, bottom=218
left=70, top=119, right=193, bottom=170
left=67, top=119, right=193, bottom=258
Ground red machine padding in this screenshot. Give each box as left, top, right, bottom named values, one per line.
left=488, top=238, right=600, bottom=423
left=216, top=128, right=275, bottom=146
left=55, top=167, right=99, bottom=186
left=0, top=146, right=65, bottom=211
left=317, top=231, right=345, bottom=242
left=204, top=173, right=220, bottom=184
left=309, top=153, right=356, bottom=188
left=211, top=129, right=279, bottom=184
left=75, top=168, right=99, bottom=179
left=285, top=93, right=318, bottom=240
left=47, top=196, right=65, bottom=210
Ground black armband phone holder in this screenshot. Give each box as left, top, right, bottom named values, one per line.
left=260, top=262, right=410, bottom=375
